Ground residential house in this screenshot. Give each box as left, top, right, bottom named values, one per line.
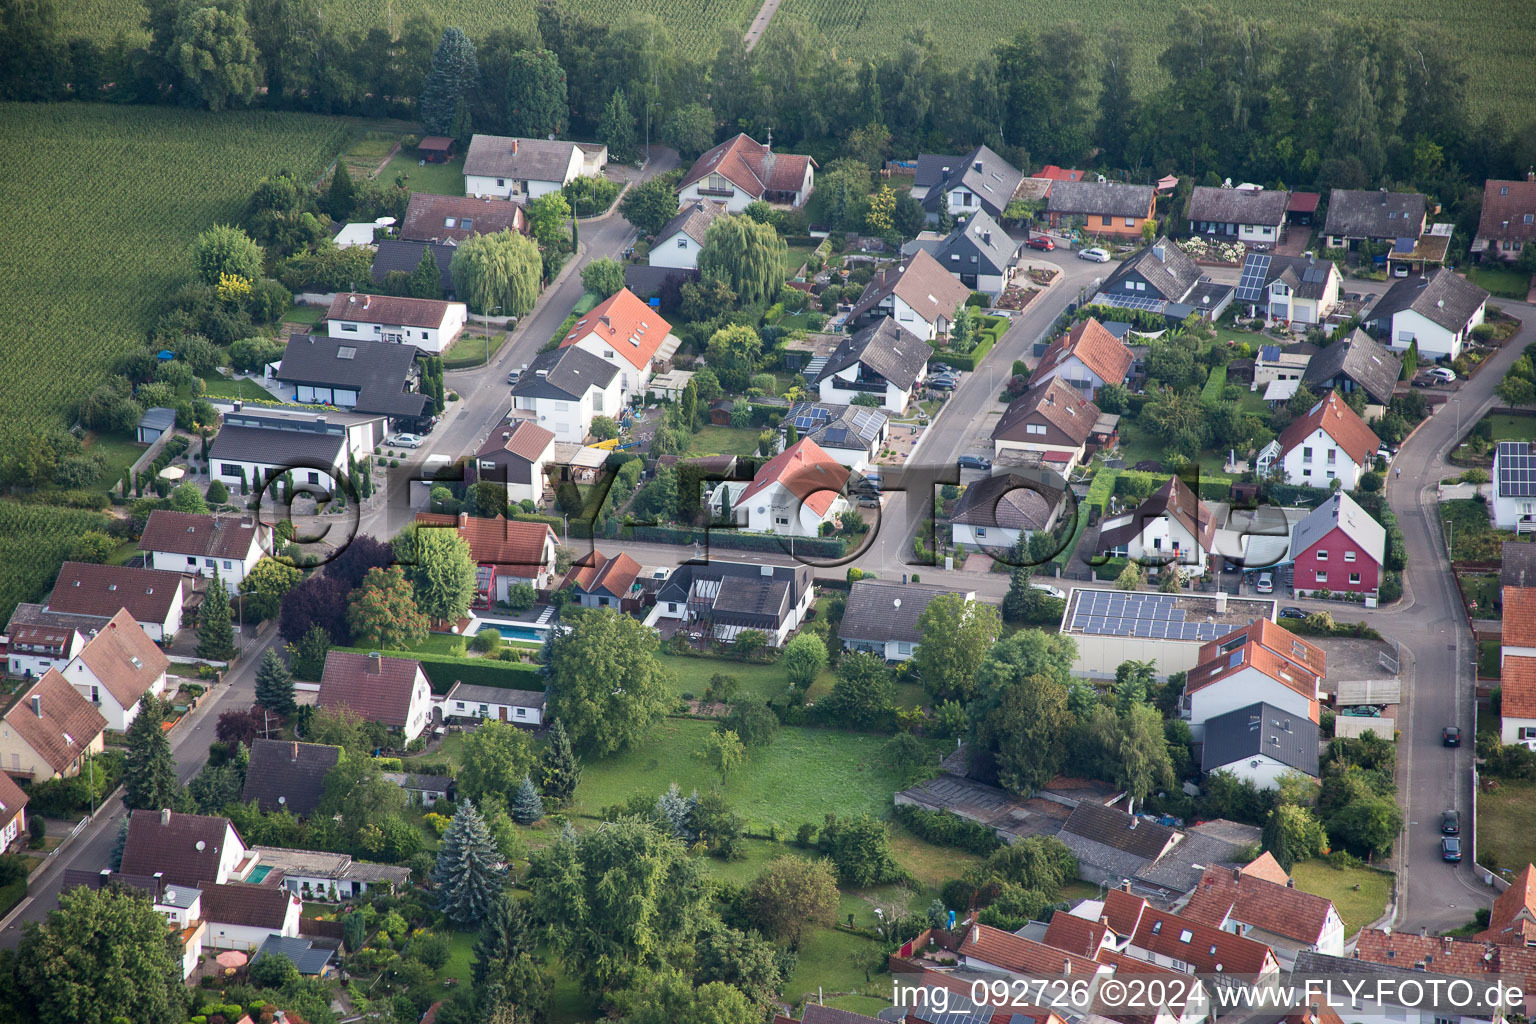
left=558, top=287, right=680, bottom=399
left=956, top=921, right=1109, bottom=983
left=676, top=133, right=816, bottom=212
left=1055, top=801, right=1180, bottom=889
left=249, top=845, right=410, bottom=901
left=509, top=344, right=622, bottom=442
left=1301, top=328, right=1401, bottom=417
left=381, top=771, right=455, bottom=807
left=1495, top=442, right=1536, bottom=532
left=1198, top=701, right=1321, bottom=788
left=1364, top=268, right=1489, bottom=360
left=1296, top=948, right=1519, bottom=1024
left=0, top=670, right=107, bottom=782
left=4, top=604, right=90, bottom=677
left=560, top=549, right=643, bottom=611
left=120, top=808, right=254, bottom=887
left=0, top=773, right=26, bottom=855
left=324, top=292, right=467, bottom=354
left=1092, top=238, right=1235, bottom=320
left=1184, top=618, right=1326, bottom=741
left=916, top=146, right=1025, bottom=221
left=1477, top=863, right=1536, bottom=945
left=45, top=562, right=186, bottom=644
left=141, top=510, right=266, bottom=595
left=61, top=869, right=207, bottom=979
left=1097, top=476, right=1219, bottom=573
left=846, top=252, right=971, bottom=342
left=1503, top=541, right=1536, bottom=590
left=253, top=935, right=336, bottom=977
left=926, top=210, right=1020, bottom=294
left=1322, top=188, right=1428, bottom=249
left=1251, top=345, right=1313, bottom=392
left=1186, top=185, right=1291, bottom=244
left=463, top=134, right=600, bottom=200
left=1085, top=886, right=1282, bottom=987
left=1385, top=223, right=1457, bottom=275
left=413, top=512, right=559, bottom=600
left=1473, top=174, right=1536, bottom=262
left=208, top=406, right=385, bottom=496
left=275, top=333, right=432, bottom=427
left=1256, top=392, right=1379, bottom=490
left=816, top=316, right=932, bottom=411
left=950, top=472, right=1068, bottom=551
left=839, top=580, right=975, bottom=662
left=371, top=239, right=457, bottom=299
left=782, top=402, right=888, bottom=472
left=1180, top=861, right=1344, bottom=960
left=991, top=376, right=1101, bottom=470
left=649, top=200, right=726, bottom=270
left=1233, top=252, right=1342, bottom=326
left=649, top=561, right=815, bottom=647
left=241, top=739, right=342, bottom=816
left=714, top=438, right=850, bottom=538
left=199, top=882, right=303, bottom=952
left=316, top=651, right=434, bottom=743
left=1046, top=180, right=1157, bottom=238
left=400, top=192, right=527, bottom=243
left=1287, top=492, right=1386, bottom=600
left=1502, top=588, right=1536, bottom=746
left=59, top=609, right=169, bottom=731
left=471, top=420, right=555, bottom=505
left=440, top=682, right=546, bottom=726
left=1031, top=317, right=1135, bottom=400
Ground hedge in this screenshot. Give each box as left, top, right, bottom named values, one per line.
left=332, top=647, right=542, bottom=695
left=893, top=802, right=1004, bottom=855
left=511, top=513, right=564, bottom=531
left=620, top=523, right=847, bottom=557
left=943, top=331, right=999, bottom=372
left=0, top=880, right=24, bottom=918
left=1200, top=364, right=1228, bottom=403
left=1053, top=468, right=1119, bottom=569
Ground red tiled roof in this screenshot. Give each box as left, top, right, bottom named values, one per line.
left=1479, top=863, right=1536, bottom=945
left=70, top=609, right=169, bottom=710
left=1037, top=166, right=1085, bottom=182
left=475, top=420, right=554, bottom=462
left=139, top=510, right=262, bottom=560
left=317, top=650, right=425, bottom=728
left=1502, top=657, right=1536, bottom=721
left=1477, top=179, right=1536, bottom=248
left=2, top=669, right=106, bottom=775
left=736, top=438, right=850, bottom=517
left=1130, top=904, right=1277, bottom=975
left=121, top=810, right=243, bottom=887
left=199, top=881, right=298, bottom=928
left=562, top=549, right=642, bottom=599
left=678, top=133, right=816, bottom=198
left=414, top=513, right=555, bottom=573
left=1355, top=928, right=1536, bottom=1003
left=1288, top=192, right=1321, bottom=214
left=0, top=771, right=27, bottom=826
left=47, top=561, right=183, bottom=626
left=1040, top=318, right=1134, bottom=387
left=959, top=922, right=1104, bottom=976
left=401, top=192, right=526, bottom=243
left=1042, top=911, right=1110, bottom=958
left=561, top=288, right=673, bottom=370
left=326, top=292, right=458, bottom=329
left=1505, top=588, right=1536, bottom=648
left=1187, top=619, right=1325, bottom=698
left=1182, top=866, right=1337, bottom=945
left=1240, top=850, right=1292, bottom=885
left=1101, top=887, right=1149, bottom=938
left=1274, top=391, right=1380, bottom=468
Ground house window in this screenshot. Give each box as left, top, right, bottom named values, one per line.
left=1326, top=449, right=1336, bottom=464
left=1349, top=573, right=1361, bottom=584
left=496, top=178, right=505, bottom=187
left=975, top=527, right=987, bottom=537
left=1521, top=727, right=1536, bottom=740
left=1125, top=217, right=1135, bottom=227
left=677, top=237, right=688, bottom=248
left=605, top=350, right=615, bottom=359
left=1026, top=423, right=1048, bottom=435
left=340, top=323, right=358, bottom=333
left=455, top=702, right=466, bottom=710
left=1316, top=571, right=1328, bottom=583
left=898, top=641, right=913, bottom=655
left=1316, top=550, right=1328, bottom=560
left=205, top=558, right=216, bottom=567
left=775, top=516, right=790, bottom=526
left=1302, top=447, right=1313, bottom=462
left=187, top=556, right=197, bottom=567
left=222, top=560, right=232, bottom=570
left=1344, top=551, right=1356, bottom=562
left=1326, top=470, right=1336, bottom=479
left=554, top=401, right=569, bottom=411
left=220, top=463, right=241, bottom=477
left=478, top=705, right=489, bottom=717
left=90, top=686, right=99, bottom=703
left=1302, top=468, right=1311, bottom=477
left=308, top=471, right=321, bottom=484
left=1527, top=215, right=1535, bottom=225
left=515, top=707, right=527, bottom=718
left=1101, top=215, right=1113, bottom=227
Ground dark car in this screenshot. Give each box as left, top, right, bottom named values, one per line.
left=1443, top=725, right=1462, bottom=747
left=1441, top=836, right=1462, bottom=862
left=931, top=363, right=954, bottom=375
left=929, top=376, right=958, bottom=391
left=1441, top=809, right=1460, bottom=835
left=958, top=455, right=991, bottom=470
left=1278, top=607, right=1307, bottom=620
left=1026, top=236, right=1056, bottom=251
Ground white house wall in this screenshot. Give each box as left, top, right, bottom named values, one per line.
left=149, top=546, right=261, bottom=595
left=678, top=181, right=753, bottom=214
left=650, top=232, right=701, bottom=270
left=1279, top=429, right=1365, bottom=489
left=1188, top=671, right=1315, bottom=742
left=1206, top=752, right=1304, bottom=790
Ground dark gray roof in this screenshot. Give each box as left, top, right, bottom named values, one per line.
left=463, top=134, right=579, bottom=182
left=1061, top=799, right=1177, bottom=859
left=785, top=401, right=887, bottom=451
left=1302, top=328, right=1401, bottom=406
left=655, top=200, right=724, bottom=246
left=1366, top=269, right=1489, bottom=333
left=920, top=146, right=1024, bottom=216
left=914, top=153, right=961, bottom=191
left=1503, top=541, right=1536, bottom=589
left=712, top=575, right=789, bottom=623
left=840, top=579, right=966, bottom=645
left=137, top=407, right=176, bottom=431
left=1200, top=701, right=1320, bottom=776
left=818, top=317, right=931, bottom=391
left=1134, top=822, right=1256, bottom=893
left=443, top=682, right=546, bottom=708
left=210, top=423, right=346, bottom=468
left=1324, top=188, right=1427, bottom=240
left=623, top=263, right=699, bottom=296
left=933, top=210, right=1019, bottom=277
left=254, top=934, right=335, bottom=976
left=1047, top=180, right=1156, bottom=218
left=951, top=473, right=1065, bottom=531
left=655, top=560, right=814, bottom=614
left=1238, top=252, right=1337, bottom=302
left=1186, top=185, right=1290, bottom=227
left=277, top=334, right=430, bottom=419
left=1101, top=238, right=1202, bottom=302
left=241, top=739, right=342, bottom=816
left=510, top=345, right=619, bottom=401
left=371, top=239, right=455, bottom=296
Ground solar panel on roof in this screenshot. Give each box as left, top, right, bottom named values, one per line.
left=1393, top=237, right=1415, bottom=253
left=1235, top=254, right=1271, bottom=302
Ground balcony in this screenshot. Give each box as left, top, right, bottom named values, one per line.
left=697, top=186, right=736, bottom=198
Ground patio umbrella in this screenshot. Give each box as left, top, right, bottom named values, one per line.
left=215, top=950, right=248, bottom=969
left=158, top=465, right=186, bottom=481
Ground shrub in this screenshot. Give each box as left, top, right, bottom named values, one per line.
left=470, top=628, right=501, bottom=653
left=893, top=803, right=1004, bottom=856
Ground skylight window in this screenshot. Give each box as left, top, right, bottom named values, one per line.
left=336, top=346, right=357, bottom=360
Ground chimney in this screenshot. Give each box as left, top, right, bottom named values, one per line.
left=232, top=400, right=242, bottom=412
left=160, top=808, right=171, bottom=826
left=1287, top=878, right=1295, bottom=888
left=291, top=741, right=299, bottom=761
left=30, top=694, right=41, bottom=718
left=973, top=161, right=983, bottom=173
left=1233, top=867, right=1241, bottom=881
left=502, top=431, right=511, bottom=441
left=1153, top=244, right=1166, bottom=262
left=458, top=512, right=470, bottom=528
left=982, top=230, right=992, bottom=245
left=972, top=924, right=980, bottom=945
left=367, top=652, right=382, bottom=673
left=362, top=294, right=370, bottom=310
left=1063, top=958, right=1072, bottom=976
left=511, top=139, right=517, bottom=154
left=1527, top=169, right=1534, bottom=182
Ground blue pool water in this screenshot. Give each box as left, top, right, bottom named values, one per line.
left=492, top=623, right=545, bottom=642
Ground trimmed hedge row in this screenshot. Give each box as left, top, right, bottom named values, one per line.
left=333, top=646, right=542, bottom=695
left=941, top=316, right=1008, bottom=372
left=893, top=802, right=1005, bottom=855
left=0, top=880, right=24, bottom=918
left=619, top=524, right=847, bottom=557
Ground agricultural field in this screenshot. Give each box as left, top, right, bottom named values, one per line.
left=0, top=502, right=114, bottom=624
left=0, top=104, right=350, bottom=449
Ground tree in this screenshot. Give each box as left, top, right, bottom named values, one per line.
left=699, top=214, right=785, bottom=307
left=253, top=648, right=297, bottom=716
left=393, top=523, right=477, bottom=624
left=169, top=480, right=208, bottom=513
left=865, top=185, right=897, bottom=237
left=172, top=0, right=260, bottom=111
left=433, top=799, right=505, bottom=926
left=545, top=608, right=673, bottom=756
left=11, top=884, right=184, bottom=1024
left=1330, top=795, right=1404, bottom=859
left=1003, top=572, right=1064, bottom=625
left=526, top=191, right=573, bottom=252
left=285, top=623, right=332, bottom=680
left=189, top=223, right=263, bottom=285
left=504, top=48, right=568, bottom=138
left=318, top=750, right=406, bottom=831
left=1497, top=373, right=1536, bottom=408
left=662, top=102, right=715, bottom=158
left=782, top=632, right=827, bottom=689
left=746, top=855, right=839, bottom=942
left=1262, top=803, right=1328, bottom=871
left=420, top=27, right=479, bottom=136
left=608, top=969, right=760, bottom=1024
left=239, top=556, right=302, bottom=622
left=968, top=630, right=1077, bottom=794
left=473, top=892, right=550, bottom=1024
left=347, top=565, right=428, bottom=649
left=843, top=121, right=892, bottom=168
left=511, top=775, right=545, bottom=824
left=1518, top=242, right=1536, bottom=275
left=694, top=921, right=790, bottom=1008
left=450, top=230, right=542, bottom=315
left=893, top=192, right=927, bottom=240
left=720, top=699, right=778, bottom=748
left=580, top=257, right=626, bottom=297
left=620, top=171, right=684, bottom=236
left=817, top=813, right=899, bottom=886
left=914, top=593, right=1001, bottom=703
left=248, top=950, right=299, bottom=988
left=589, top=415, right=620, bottom=441
left=197, top=569, right=235, bottom=659
left=821, top=652, right=894, bottom=729
left=1116, top=704, right=1174, bottom=802
left=406, top=245, right=443, bottom=300
left=599, top=88, right=639, bottom=163
left=458, top=719, right=537, bottom=804
left=123, top=694, right=178, bottom=811
left=327, top=160, right=356, bottom=222
left=702, top=728, right=745, bottom=782
left=703, top=323, right=763, bottom=392
left=539, top=718, right=582, bottom=806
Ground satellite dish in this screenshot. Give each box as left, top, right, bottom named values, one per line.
left=278, top=796, right=286, bottom=805
left=195, top=840, right=206, bottom=852
left=893, top=598, right=902, bottom=609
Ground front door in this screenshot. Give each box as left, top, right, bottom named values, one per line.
left=499, top=706, right=508, bottom=722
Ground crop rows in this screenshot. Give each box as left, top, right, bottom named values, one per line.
left=0, top=104, right=349, bottom=449
left=0, top=503, right=113, bottom=624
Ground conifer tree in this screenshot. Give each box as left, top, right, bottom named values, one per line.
left=327, top=161, right=355, bottom=221
left=123, top=695, right=179, bottom=811
left=197, top=570, right=236, bottom=659
left=407, top=246, right=443, bottom=300
left=599, top=88, right=638, bottom=163
left=473, top=892, right=550, bottom=1023
left=254, top=648, right=297, bottom=716
left=431, top=799, right=505, bottom=926
left=538, top=718, right=582, bottom=806
left=511, top=775, right=544, bottom=824
left=418, top=27, right=479, bottom=136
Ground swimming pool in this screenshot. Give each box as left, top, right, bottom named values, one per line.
left=247, top=865, right=273, bottom=884
left=492, top=623, right=545, bottom=642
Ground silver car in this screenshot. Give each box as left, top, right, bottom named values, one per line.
left=387, top=433, right=423, bottom=449
left=1078, top=247, right=1111, bottom=263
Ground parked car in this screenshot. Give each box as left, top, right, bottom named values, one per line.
left=387, top=433, right=423, bottom=449
left=1443, top=725, right=1462, bottom=747
left=929, top=376, right=958, bottom=391
left=931, top=363, right=953, bottom=375
left=1026, top=236, right=1056, bottom=251
left=1255, top=572, right=1274, bottom=594
left=1340, top=705, right=1381, bottom=717
left=1441, top=836, right=1462, bottom=862
left=1376, top=445, right=1393, bottom=462
left=1278, top=606, right=1307, bottom=620
left=1078, top=247, right=1111, bottom=263
left=1427, top=366, right=1457, bottom=383
left=1030, top=583, right=1067, bottom=600
left=957, top=454, right=991, bottom=470
left=1392, top=264, right=1410, bottom=277
left=1441, top=809, right=1460, bottom=835
left=506, top=370, right=520, bottom=384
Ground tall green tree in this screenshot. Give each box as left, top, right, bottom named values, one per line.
left=189, top=223, right=263, bottom=285
left=196, top=569, right=236, bottom=659
left=525, top=191, right=573, bottom=252
left=913, top=593, right=1001, bottom=703
left=346, top=565, right=428, bottom=649
left=1262, top=803, right=1328, bottom=871
left=538, top=718, right=582, bottom=806
left=505, top=47, right=568, bottom=137
left=619, top=170, right=683, bottom=236
left=123, top=694, right=179, bottom=811
left=599, top=87, right=639, bottom=163
left=545, top=609, right=672, bottom=755
left=699, top=214, right=786, bottom=306
left=11, top=884, right=184, bottom=1024
left=1095, top=26, right=1139, bottom=168
left=782, top=632, right=827, bottom=689
left=407, top=245, right=443, bottom=299
left=821, top=652, right=894, bottom=729
left=318, top=750, right=405, bottom=832
left=1116, top=703, right=1174, bottom=803
left=172, top=0, right=261, bottom=112
left=968, top=629, right=1077, bottom=794
left=608, top=969, right=760, bottom=1024
left=432, top=799, right=505, bottom=927
left=253, top=647, right=297, bottom=716
left=239, top=556, right=302, bottom=622
left=511, top=775, right=544, bottom=824
left=703, top=323, right=763, bottom=392
left=745, top=855, right=839, bottom=942
left=249, top=0, right=320, bottom=107
left=661, top=102, right=715, bottom=159
left=579, top=257, right=626, bottom=297
left=473, top=892, right=551, bottom=1024
left=327, top=160, right=355, bottom=221
left=419, top=27, right=479, bottom=136
left=392, top=522, right=478, bottom=624
left=457, top=719, right=537, bottom=804
left=450, top=230, right=543, bottom=315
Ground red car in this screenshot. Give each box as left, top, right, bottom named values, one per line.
left=1025, top=236, right=1056, bottom=251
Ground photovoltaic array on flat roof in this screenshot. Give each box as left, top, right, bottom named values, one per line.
left=1068, top=590, right=1230, bottom=642
left=1499, top=441, right=1536, bottom=497
left=1093, top=291, right=1168, bottom=312
left=1235, top=253, right=1271, bottom=302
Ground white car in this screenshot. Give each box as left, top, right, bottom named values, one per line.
left=1427, top=367, right=1457, bottom=383
left=1029, top=583, right=1067, bottom=600
left=1077, top=247, right=1111, bottom=263
left=1255, top=572, right=1274, bottom=594
left=387, top=433, right=424, bottom=449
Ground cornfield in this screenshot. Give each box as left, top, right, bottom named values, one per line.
left=0, top=104, right=349, bottom=449
left=0, top=502, right=113, bottom=624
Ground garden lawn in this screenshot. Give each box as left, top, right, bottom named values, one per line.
left=1480, top=638, right=1501, bottom=679
left=441, top=328, right=508, bottom=370
left=1468, top=266, right=1532, bottom=300
left=201, top=375, right=274, bottom=401
left=1458, top=573, right=1501, bottom=619
left=282, top=304, right=326, bottom=326
left=81, top=432, right=148, bottom=490
left=571, top=719, right=906, bottom=827
left=1288, top=860, right=1391, bottom=936
left=380, top=150, right=466, bottom=196
left=659, top=653, right=802, bottom=703
left=688, top=425, right=769, bottom=457
left=1482, top=414, right=1536, bottom=442
left=781, top=925, right=885, bottom=1007
left=1477, top=778, right=1536, bottom=876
